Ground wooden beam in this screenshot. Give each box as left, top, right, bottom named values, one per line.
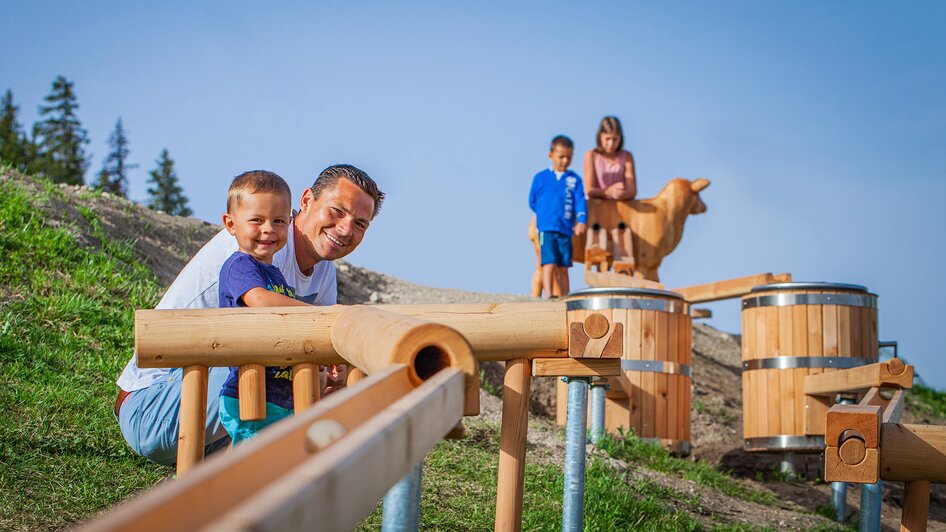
left=531, top=358, right=621, bottom=377
left=495, top=359, right=531, bottom=532
left=584, top=270, right=665, bottom=290
left=900, top=480, right=931, bottom=532
left=881, top=389, right=905, bottom=424
left=135, top=302, right=567, bottom=367
left=81, top=364, right=417, bottom=531
left=690, top=308, right=712, bottom=319
left=671, top=273, right=792, bottom=303
left=803, top=359, right=913, bottom=396
left=80, top=365, right=463, bottom=531
left=331, top=306, right=479, bottom=415
left=880, top=423, right=946, bottom=483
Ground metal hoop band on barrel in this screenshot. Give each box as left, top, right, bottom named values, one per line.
left=741, top=356, right=869, bottom=372
left=621, top=360, right=692, bottom=377
left=742, top=293, right=877, bottom=310
left=566, top=297, right=689, bottom=315
left=744, top=435, right=826, bottom=452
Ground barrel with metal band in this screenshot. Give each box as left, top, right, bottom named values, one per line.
left=741, top=282, right=878, bottom=452
left=556, top=287, right=692, bottom=455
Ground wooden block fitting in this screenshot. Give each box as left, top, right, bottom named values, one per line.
left=568, top=315, right=623, bottom=358
left=532, top=358, right=621, bottom=377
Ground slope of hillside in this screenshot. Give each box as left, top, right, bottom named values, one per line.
left=2, top=168, right=944, bottom=530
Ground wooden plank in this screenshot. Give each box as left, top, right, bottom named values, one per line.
left=822, top=304, right=839, bottom=357
left=640, top=310, right=657, bottom=438
left=792, top=304, right=808, bottom=357
left=672, top=272, right=792, bottom=303
left=755, top=309, right=769, bottom=435
left=690, top=308, right=712, bottom=319
left=803, top=359, right=913, bottom=396
left=584, top=270, right=665, bottom=290
left=793, top=368, right=807, bottom=435
left=779, top=364, right=796, bottom=436
left=204, top=369, right=465, bottom=532
left=881, top=389, right=906, bottom=424
left=667, top=314, right=679, bottom=441
left=626, top=308, right=643, bottom=434
left=851, top=306, right=863, bottom=359
left=807, top=303, right=823, bottom=356
left=604, top=396, right=631, bottom=436
left=495, top=359, right=531, bottom=532
left=82, top=365, right=423, bottom=531
left=655, top=311, right=669, bottom=440
left=555, top=379, right=567, bottom=426
left=531, top=358, right=622, bottom=377
left=838, top=305, right=852, bottom=357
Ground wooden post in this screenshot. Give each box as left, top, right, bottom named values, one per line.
left=495, top=359, right=531, bottom=532
left=347, top=367, right=367, bottom=386
left=900, top=480, right=931, bottom=532
left=238, top=364, right=266, bottom=420
left=176, top=365, right=208, bottom=476
left=293, top=363, right=319, bottom=412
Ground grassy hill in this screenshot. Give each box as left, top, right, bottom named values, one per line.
left=1, top=166, right=944, bottom=530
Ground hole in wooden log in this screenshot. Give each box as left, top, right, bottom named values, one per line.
left=414, top=345, right=450, bottom=381
left=592, top=223, right=601, bottom=231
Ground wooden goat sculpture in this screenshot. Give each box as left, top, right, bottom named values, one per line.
left=529, top=177, right=710, bottom=296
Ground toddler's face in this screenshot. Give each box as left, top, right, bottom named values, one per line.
left=549, top=146, right=573, bottom=172
left=223, top=191, right=292, bottom=264
left=599, top=132, right=621, bottom=154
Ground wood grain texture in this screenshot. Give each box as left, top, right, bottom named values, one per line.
left=495, top=359, right=531, bottom=532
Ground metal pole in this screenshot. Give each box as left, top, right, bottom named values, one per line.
left=858, top=479, right=882, bottom=532
left=831, top=482, right=848, bottom=522
left=382, top=461, right=424, bottom=532
left=588, top=381, right=607, bottom=445
left=779, top=451, right=796, bottom=480
left=562, top=377, right=589, bottom=532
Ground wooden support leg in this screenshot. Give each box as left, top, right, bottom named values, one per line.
left=293, top=363, right=320, bottom=413
left=901, top=480, right=931, bottom=532
left=177, top=365, right=208, bottom=476
left=495, top=358, right=531, bottom=532
left=238, top=364, right=266, bottom=420
left=347, top=367, right=367, bottom=386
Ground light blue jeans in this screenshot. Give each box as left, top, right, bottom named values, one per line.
left=117, top=367, right=231, bottom=466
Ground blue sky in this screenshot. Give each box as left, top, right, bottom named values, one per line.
left=3, top=2, right=945, bottom=389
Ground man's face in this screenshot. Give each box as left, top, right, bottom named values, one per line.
left=297, top=178, right=375, bottom=263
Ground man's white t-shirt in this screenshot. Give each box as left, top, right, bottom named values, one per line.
left=116, top=227, right=337, bottom=391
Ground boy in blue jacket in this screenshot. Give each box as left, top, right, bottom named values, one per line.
left=529, top=135, right=587, bottom=298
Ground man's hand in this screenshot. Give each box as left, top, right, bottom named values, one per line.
left=574, top=222, right=587, bottom=236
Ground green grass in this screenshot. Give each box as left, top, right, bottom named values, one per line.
left=909, top=383, right=946, bottom=420
left=356, top=420, right=713, bottom=531
left=598, top=430, right=777, bottom=506
left=0, top=173, right=168, bottom=530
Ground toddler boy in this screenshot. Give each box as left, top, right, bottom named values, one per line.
left=528, top=135, right=587, bottom=298
left=217, top=170, right=309, bottom=445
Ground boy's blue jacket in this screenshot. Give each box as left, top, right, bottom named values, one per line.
left=529, top=168, right=587, bottom=236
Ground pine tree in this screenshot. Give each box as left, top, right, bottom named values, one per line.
left=94, top=117, right=136, bottom=197
left=147, top=149, right=192, bottom=216
left=0, top=89, right=33, bottom=171
left=33, top=76, right=89, bottom=185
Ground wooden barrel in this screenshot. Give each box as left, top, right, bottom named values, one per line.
left=741, top=282, right=878, bottom=452
left=557, top=287, right=692, bottom=455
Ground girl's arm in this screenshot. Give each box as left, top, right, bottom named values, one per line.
left=617, top=151, right=637, bottom=200
left=241, top=287, right=311, bottom=307
left=583, top=150, right=607, bottom=199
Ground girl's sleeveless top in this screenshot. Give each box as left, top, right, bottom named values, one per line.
left=592, top=150, right=631, bottom=190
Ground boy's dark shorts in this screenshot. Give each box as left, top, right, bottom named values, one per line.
left=539, top=231, right=573, bottom=267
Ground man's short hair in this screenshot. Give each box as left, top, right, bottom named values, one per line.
left=310, top=164, right=385, bottom=218
left=550, top=135, right=574, bottom=151
left=227, top=170, right=292, bottom=212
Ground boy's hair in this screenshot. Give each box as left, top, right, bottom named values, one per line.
left=227, top=170, right=292, bottom=213
left=309, top=163, right=385, bottom=218
left=550, top=135, right=574, bottom=151
left=594, top=116, right=624, bottom=152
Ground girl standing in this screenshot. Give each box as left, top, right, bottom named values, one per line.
left=583, top=116, right=637, bottom=266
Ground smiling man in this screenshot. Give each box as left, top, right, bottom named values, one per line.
left=114, top=164, right=384, bottom=465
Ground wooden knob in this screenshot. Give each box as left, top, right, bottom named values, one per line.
left=839, top=437, right=867, bottom=466
left=583, top=313, right=610, bottom=339
left=887, top=357, right=906, bottom=375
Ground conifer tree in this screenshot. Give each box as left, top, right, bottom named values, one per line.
left=33, top=76, right=89, bottom=185
left=147, top=149, right=192, bottom=216
left=0, top=89, right=33, bottom=171
left=94, top=117, right=136, bottom=197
